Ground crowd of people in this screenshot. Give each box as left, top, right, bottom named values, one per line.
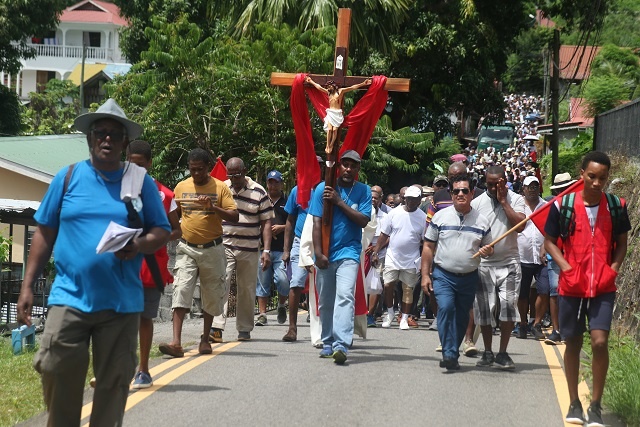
left=15, top=97, right=630, bottom=427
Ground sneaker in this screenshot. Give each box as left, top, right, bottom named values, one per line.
left=277, top=306, right=287, bottom=324
left=399, top=318, right=410, bottom=330
left=255, top=314, right=267, bottom=326
left=158, top=343, right=184, bottom=358
left=132, top=371, right=153, bottom=389
left=435, top=343, right=442, bottom=352
left=428, top=318, right=438, bottom=331
left=512, top=324, right=520, bottom=336
left=531, top=323, right=545, bottom=340
left=381, top=313, right=393, bottom=328
left=319, top=346, right=333, bottom=358
left=210, top=328, right=223, bottom=343
left=332, top=349, right=347, bottom=365
left=517, top=324, right=528, bottom=339
left=494, top=352, right=515, bottom=370
left=476, top=350, right=495, bottom=367
left=367, top=314, right=377, bottom=328
left=462, top=340, right=478, bottom=357
left=306, top=313, right=310, bottom=323
left=439, top=358, right=460, bottom=371
left=586, top=402, right=604, bottom=427
left=565, top=399, right=585, bottom=425
left=542, top=312, right=552, bottom=328
left=237, top=332, right=251, bottom=341
left=545, top=330, right=562, bottom=345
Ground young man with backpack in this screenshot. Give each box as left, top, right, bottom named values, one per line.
left=544, top=151, right=630, bottom=426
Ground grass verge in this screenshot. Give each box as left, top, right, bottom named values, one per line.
left=582, top=331, right=640, bottom=426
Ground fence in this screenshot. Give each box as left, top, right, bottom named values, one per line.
left=1, top=278, right=49, bottom=325
left=594, top=98, right=640, bottom=156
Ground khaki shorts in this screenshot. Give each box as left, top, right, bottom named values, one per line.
left=383, top=266, right=420, bottom=304
left=172, top=241, right=227, bottom=316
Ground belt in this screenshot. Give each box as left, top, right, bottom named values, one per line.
left=180, top=237, right=222, bottom=249
left=436, top=266, right=477, bottom=277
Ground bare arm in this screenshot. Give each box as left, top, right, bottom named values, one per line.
left=168, top=209, right=182, bottom=241
left=312, top=216, right=328, bottom=269
left=305, top=76, right=329, bottom=94
left=421, top=240, right=436, bottom=295
left=544, top=234, right=571, bottom=272
left=260, top=218, right=272, bottom=271
left=611, top=232, right=628, bottom=272
left=497, top=179, right=525, bottom=231
left=17, top=225, right=57, bottom=326
left=324, top=185, right=369, bottom=228
left=371, top=233, right=390, bottom=267
left=339, top=78, right=372, bottom=95
left=282, top=214, right=296, bottom=265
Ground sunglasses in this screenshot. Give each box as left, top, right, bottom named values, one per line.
left=451, top=188, right=470, bottom=195
left=92, top=129, right=125, bottom=141
left=227, top=173, right=244, bottom=179
left=434, top=182, right=448, bottom=188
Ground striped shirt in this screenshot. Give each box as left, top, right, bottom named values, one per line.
left=425, top=205, right=492, bottom=274
left=222, top=177, right=274, bottom=252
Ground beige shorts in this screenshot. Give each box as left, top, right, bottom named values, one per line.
left=172, top=242, right=227, bottom=316
left=383, top=267, right=420, bottom=304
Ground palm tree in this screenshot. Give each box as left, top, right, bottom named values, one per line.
left=208, top=0, right=412, bottom=55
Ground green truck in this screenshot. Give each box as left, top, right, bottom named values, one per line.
left=477, top=124, right=515, bottom=151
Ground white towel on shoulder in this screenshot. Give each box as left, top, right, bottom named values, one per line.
left=120, top=162, right=147, bottom=211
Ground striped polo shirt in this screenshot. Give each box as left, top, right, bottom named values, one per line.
left=222, top=177, right=274, bottom=252
left=425, top=205, right=492, bottom=274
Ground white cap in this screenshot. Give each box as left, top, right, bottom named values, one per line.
left=405, top=186, right=422, bottom=198
left=523, top=176, right=539, bottom=186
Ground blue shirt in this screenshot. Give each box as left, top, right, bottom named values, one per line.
left=35, top=160, right=171, bottom=313
left=284, top=186, right=308, bottom=238
left=309, top=181, right=371, bottom=263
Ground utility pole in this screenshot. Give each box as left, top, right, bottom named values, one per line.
left=551, top=29, right=560, bottom=180
left=80, top=42, right=86, bottom=112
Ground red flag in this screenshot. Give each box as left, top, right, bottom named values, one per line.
left=530, top=179, right=584, bottom=234
left=210, top=157, right=227, bottom=181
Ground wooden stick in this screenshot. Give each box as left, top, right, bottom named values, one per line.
left=471, top=214, right=531, bottom=258
left=175, top=198, right=202, bottom=203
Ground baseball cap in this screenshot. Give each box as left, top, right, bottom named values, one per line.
left=405, top=186, right=422, bottom=198
left=340, top=150, right=361, bottom=163
left=267, top=170, right=283, bottom=182
left=523, top=176, right=539, bottom=186
left=433, top=175, right=449, bottom=186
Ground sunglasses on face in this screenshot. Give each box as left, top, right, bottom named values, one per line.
left=92, top=129, right=125, bottom=141
left=451, top=188, right=470, bottom=195
left=227, top=173, right=244, bottom=179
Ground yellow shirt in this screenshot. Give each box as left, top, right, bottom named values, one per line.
left=174, top=176, right=236, bottom=243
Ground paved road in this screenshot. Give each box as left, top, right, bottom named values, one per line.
left=20, top=312, right=624, bottom=427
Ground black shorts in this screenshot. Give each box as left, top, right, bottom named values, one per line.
left=559, top=292, right=616, bottom=339
left=519, top=263, right=548, bottom=300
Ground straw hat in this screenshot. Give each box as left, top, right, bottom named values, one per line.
left=549, top=172, right=577, bottom=190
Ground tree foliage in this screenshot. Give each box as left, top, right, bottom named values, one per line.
left=502, top=26, right=554, bottom=94
left=0, top=0, right=68, bottom=74
left=22, top=79, right=80, bottom=135
left=0, top=85, right=22, bottom=136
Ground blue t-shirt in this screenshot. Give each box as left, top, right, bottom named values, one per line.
left=309, top=181, right=371, bottom=263
left=35, top=160, right=171, bottom=313
left=284, top=186, right=308, bottom=238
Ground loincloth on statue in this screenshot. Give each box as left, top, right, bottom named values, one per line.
left=323, top=108, right=344, bottom=131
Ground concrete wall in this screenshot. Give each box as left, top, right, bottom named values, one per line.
left=21, top=70, right=38, bottom=95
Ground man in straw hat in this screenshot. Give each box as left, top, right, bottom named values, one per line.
left=17, top=98, right=171, bottom=426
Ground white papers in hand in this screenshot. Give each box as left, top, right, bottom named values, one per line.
left=96, top=221, right=143, bottom=254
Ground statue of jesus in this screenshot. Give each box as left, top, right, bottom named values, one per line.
left=305, top=76, right=372, bottom=154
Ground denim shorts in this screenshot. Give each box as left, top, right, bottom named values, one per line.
left=559, top=292, right=615, bottom=338
left=519, top=263, right=549, bottom=299
left=537, top=258, right=559, bottom=297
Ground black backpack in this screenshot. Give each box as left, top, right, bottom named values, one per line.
left=559, top=192, right=624, bottom=240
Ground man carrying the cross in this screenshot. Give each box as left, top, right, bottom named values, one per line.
left=309, top=150, right=372, bottom=365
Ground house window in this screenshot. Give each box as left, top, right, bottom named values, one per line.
left=83, top=32, right=101, bottom=48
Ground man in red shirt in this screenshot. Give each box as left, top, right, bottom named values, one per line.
left=127, top=140, right=183, bottom=388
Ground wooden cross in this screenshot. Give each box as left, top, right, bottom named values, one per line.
left=270, top=8, right=411, bottom=257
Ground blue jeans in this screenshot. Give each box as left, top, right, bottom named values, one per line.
left=289, top=237, right=309, bottom=288
left=256, top=251, right=289, bottom=297
left=433, top=266, right=478, bottom=361
left=316, top=258, right=359, bottom=353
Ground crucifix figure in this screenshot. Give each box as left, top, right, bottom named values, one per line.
left=271, top=8, right=410, bottom=258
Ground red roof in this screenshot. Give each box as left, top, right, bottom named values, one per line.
left=557, top=45, right=601, bottom=81
left=569, top=97, right=593, bottom=126
left=60, top=0, right=128, bottom=26
left=536, top=10, right=556, bottom=28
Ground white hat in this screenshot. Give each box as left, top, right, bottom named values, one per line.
left=405, top=186, right=422, bottom=198
left=523, top=176, right=539, bottom=186
left=74, top=98, right=143, bottom=139
left=550, top=172, right=577, bottom=190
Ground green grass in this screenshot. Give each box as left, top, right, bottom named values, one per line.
left=582, top=332, right=640, bottom=426
left=0, top=338, right=45, bottom=427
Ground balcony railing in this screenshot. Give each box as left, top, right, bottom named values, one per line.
left=16, top=42, right=123, bottom=62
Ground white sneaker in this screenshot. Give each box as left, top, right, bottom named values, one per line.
left=382, top=313, right=393, bottom=328
left=429, top=318, right=438, bottom=331
left=435, top=343, right=442, bottom=352
left=399, top=318, right=410, bottom=330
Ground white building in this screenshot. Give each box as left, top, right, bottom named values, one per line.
left=1, top=0, right=129, bottom=100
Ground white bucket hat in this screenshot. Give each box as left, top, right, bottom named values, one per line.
left=550, top=172, right=577, bottom=190
left=74, top=98, right=143, bottom=139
